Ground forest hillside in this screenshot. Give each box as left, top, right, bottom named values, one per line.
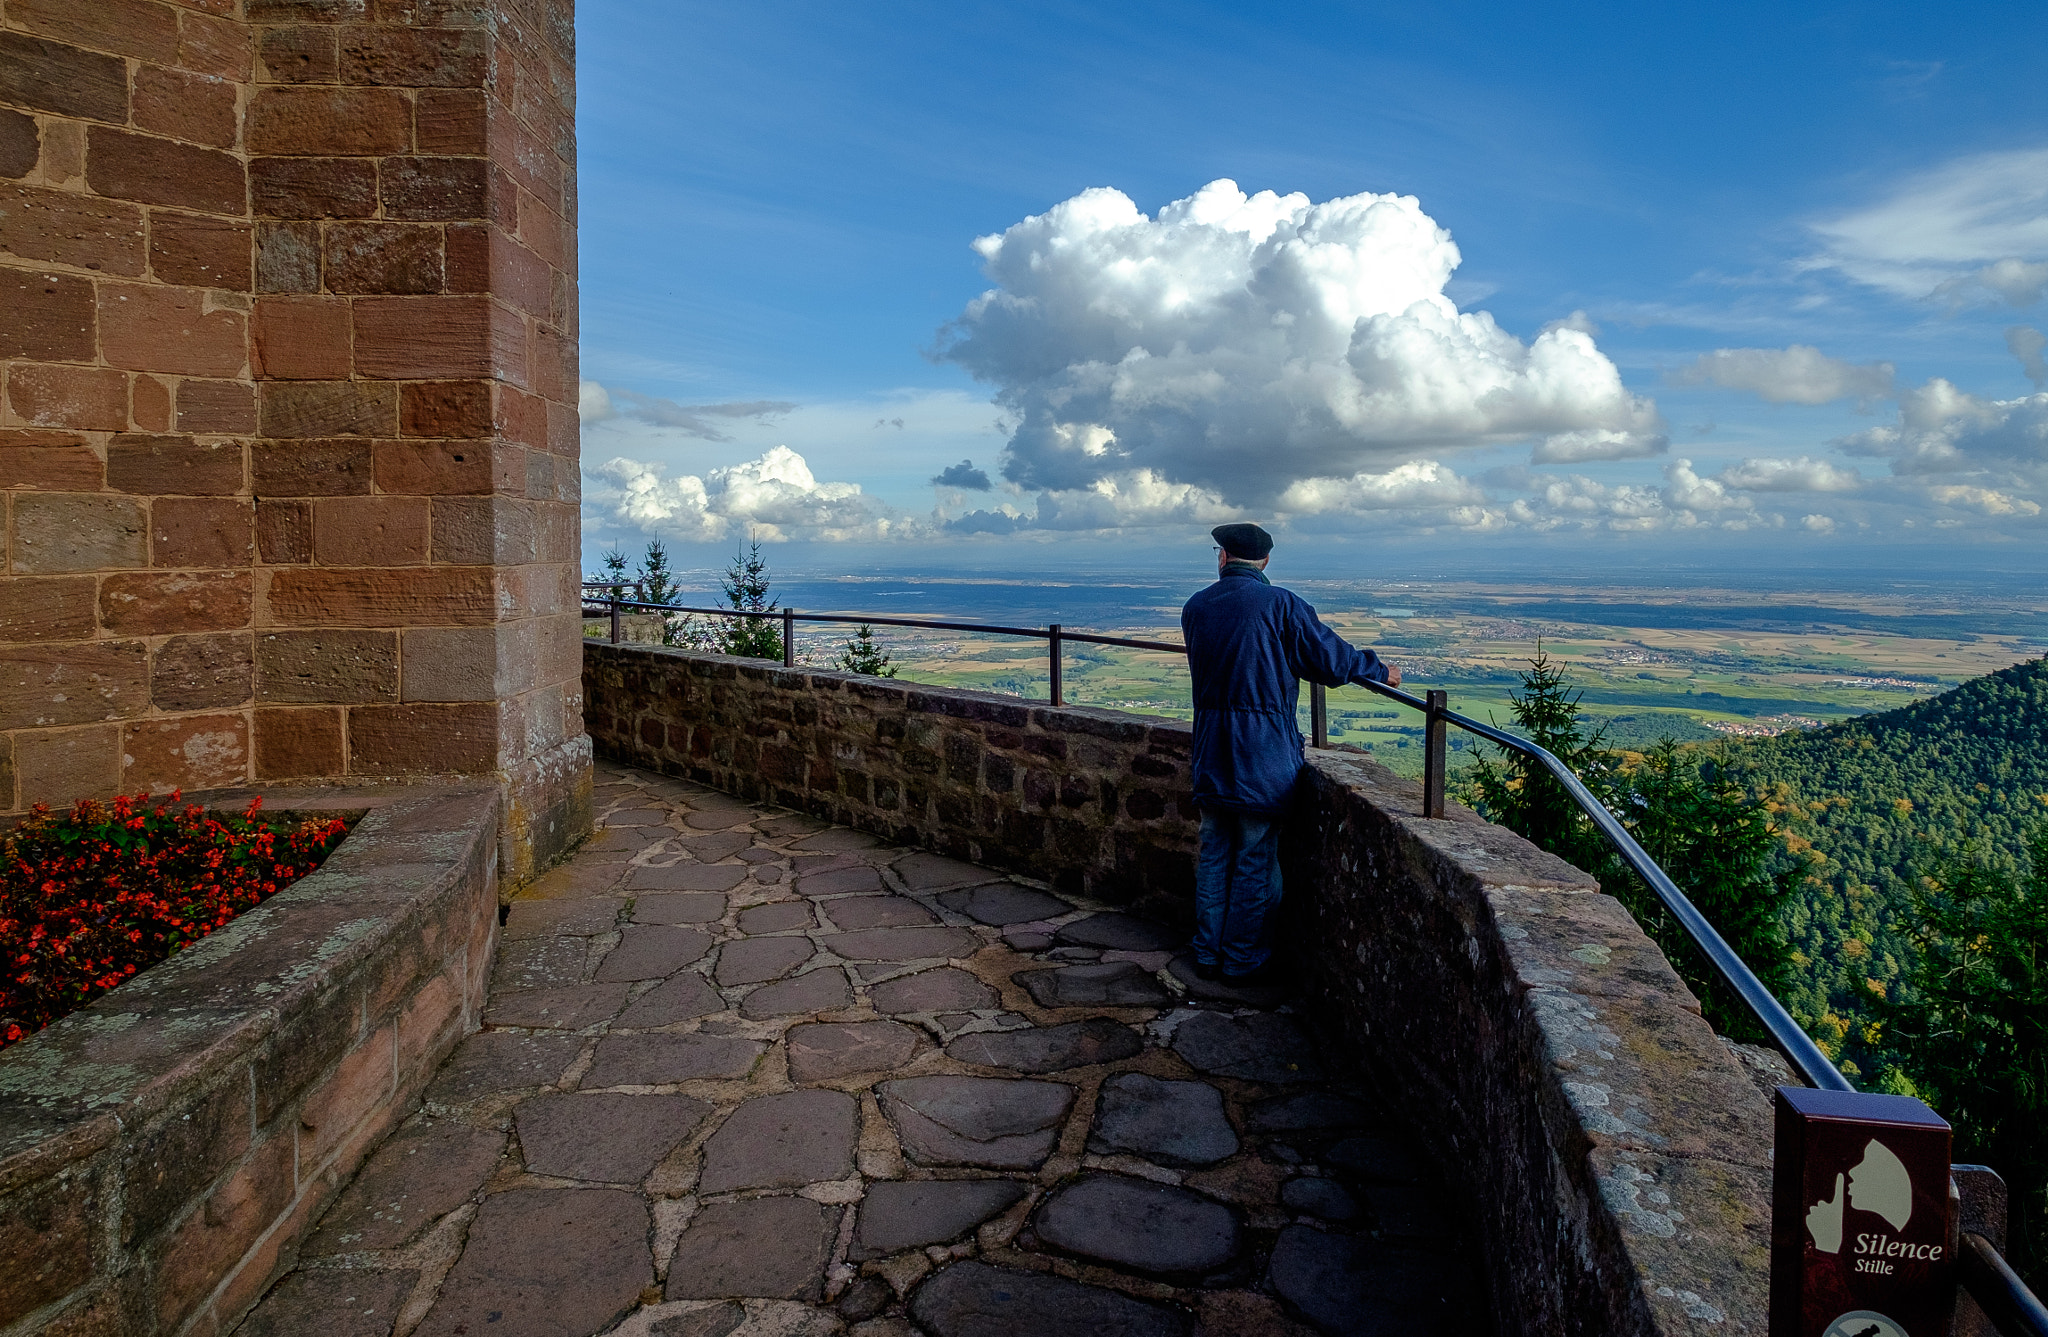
left=1720, top=655, right=2048, bottom=1077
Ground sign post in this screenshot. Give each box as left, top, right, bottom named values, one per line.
left=1771, top=1088, right=1955, bottom=1337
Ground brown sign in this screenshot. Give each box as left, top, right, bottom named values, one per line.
left=1772, top=1087, right=1955, bottom=1337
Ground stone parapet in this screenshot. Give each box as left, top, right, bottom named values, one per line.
left=0, top=785, right=500, bottom=1337
left=1287, top=752, right=1772, bottom=1337
left=582, top=643, right=1200, bottom=910
left=581, top=643, right=1775, bottom=1335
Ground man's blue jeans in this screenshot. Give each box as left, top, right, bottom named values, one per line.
left=1193, top=808, right=1283, bottom=974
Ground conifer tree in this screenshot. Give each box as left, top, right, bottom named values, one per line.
left=636, top=539, right=680, bottom=607
left=597, top=548, right=630, bottom=601
left=1463, top=645, right=1625, bottom=880
left=714, top=540, right=783, bottom=660
left=838, top=624, right=896, bottom=677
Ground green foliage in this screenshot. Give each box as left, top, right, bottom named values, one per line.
left=713, top=541, right=783, bottom=660
left=1878, top=830, right=2048, bottom=1288
left=1620, top=741, right=1798, bottom=1039
left=1468, top=652, right=2048, bottom=1287
left=613, top=540, right=703, bottom=649
left=1460, top=648, right=1796, bottom=1042
left=838, top=624, right=896, bottom=677
left=1719, top=656, right=2048, bottom=1079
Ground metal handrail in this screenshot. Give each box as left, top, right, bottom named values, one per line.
left=1356, top=676, right=1855, bottom=1093
left=1965, top=1234, right=2048, bottom=1337
left=583, top=584, right=2045, bottom=1328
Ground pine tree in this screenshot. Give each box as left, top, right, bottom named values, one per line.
left=1879, top=827, right=2048, bottom=1291
left=838, top=624, right=896, bottom=677
left=1462, top=644, right=1625, bottom=880
left=714, top=540, right=783, bottom=660
left=636, top=539, right=680, bottom=607
left=597, top=548, right=630, bottom=601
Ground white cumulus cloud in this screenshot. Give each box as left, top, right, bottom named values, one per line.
left=1276, top=460, right=1486, bottom=515
left=1497, top=460, right=1777, bottom=534
left=1836, top=380, right=2048, bottom=479
left=1670, top=345, right=1895, bottom=405
left=1717, top=456, right=1863, bottom=492
left=939, top=179, right=1660, bottom=505
left=591, top=447, right=919, bottom=544
left=1530, top=428, right=1669, bottom=463
left=1926, top=484, right=2042, bottom=517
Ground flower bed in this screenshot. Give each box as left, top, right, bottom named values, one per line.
left=1, top=791, right=349, bottom=1050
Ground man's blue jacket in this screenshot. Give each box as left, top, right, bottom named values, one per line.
left=1181, top=563, right=1391, bottom=813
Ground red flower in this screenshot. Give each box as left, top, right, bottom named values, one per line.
left=0, top=793, right=348, bottom=1051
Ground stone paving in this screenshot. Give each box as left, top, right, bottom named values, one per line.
left=237, top=762, right=1490, bottom=1337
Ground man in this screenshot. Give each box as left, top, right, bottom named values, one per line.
left=1180, top=522, right=1402, bottom=986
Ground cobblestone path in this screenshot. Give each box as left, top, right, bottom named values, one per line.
left=239, top=762, right=1488, bottom=1337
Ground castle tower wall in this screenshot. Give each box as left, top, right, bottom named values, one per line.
left=0, top=0, right=589, bottom=878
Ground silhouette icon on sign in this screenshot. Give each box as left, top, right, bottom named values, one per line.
left=1847, top=1140, right=1913, bottom=1230
left=1808, top=1172, right=1846, bottom=1253
left=1807, top=1138, right=1915, bottom=1254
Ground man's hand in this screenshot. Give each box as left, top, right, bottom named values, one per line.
left=1384, top=663, right=1402, bottom=688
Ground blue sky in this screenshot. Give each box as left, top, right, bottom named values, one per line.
left=573, top=0, right=2048, bottom=570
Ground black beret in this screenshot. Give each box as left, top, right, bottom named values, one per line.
left=1212, top=522, right=1274, bottom=560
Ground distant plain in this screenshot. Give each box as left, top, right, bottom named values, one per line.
left=623, top=565, right=2048, bottom=778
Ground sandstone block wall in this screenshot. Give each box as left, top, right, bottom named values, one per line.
left=0, top=0, right=589, bottom=879
left=0, top=786, right=500, bottom=1337
left=583, top=643, right=1201, bottom=909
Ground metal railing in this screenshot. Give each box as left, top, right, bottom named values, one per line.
left=583, top=583, right=2043, bottom=1333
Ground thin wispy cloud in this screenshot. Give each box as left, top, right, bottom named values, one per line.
left=1807, top=148, right=2048, bottom=306
left=580, top=382, right=797, bottom=442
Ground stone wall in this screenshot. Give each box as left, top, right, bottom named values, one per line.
left=582, top=642, right=1776, bottom=1335
left=0, top=0, right=590, bottom=879
left=1285, top=753, right=1773, bottom=1337
left=582, top=643, right=1201, bottom=911
left=0, top=785, right=499, bottom=1337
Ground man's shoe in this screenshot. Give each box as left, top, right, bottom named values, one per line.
left=1220, top=960, right=1288, bottom=990
left=1189, top=958, right=1223, bottom=982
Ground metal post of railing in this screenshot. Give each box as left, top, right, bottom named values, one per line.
left=782, top=608, right=795, bottom=668
left=1423, top=688, right=1447, bottom=818
left=609, top=598, right=621, bottom=645
left=1310, top=682, right=1327, bottom=748
left=1048, top=624, right=1063, bottom=706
